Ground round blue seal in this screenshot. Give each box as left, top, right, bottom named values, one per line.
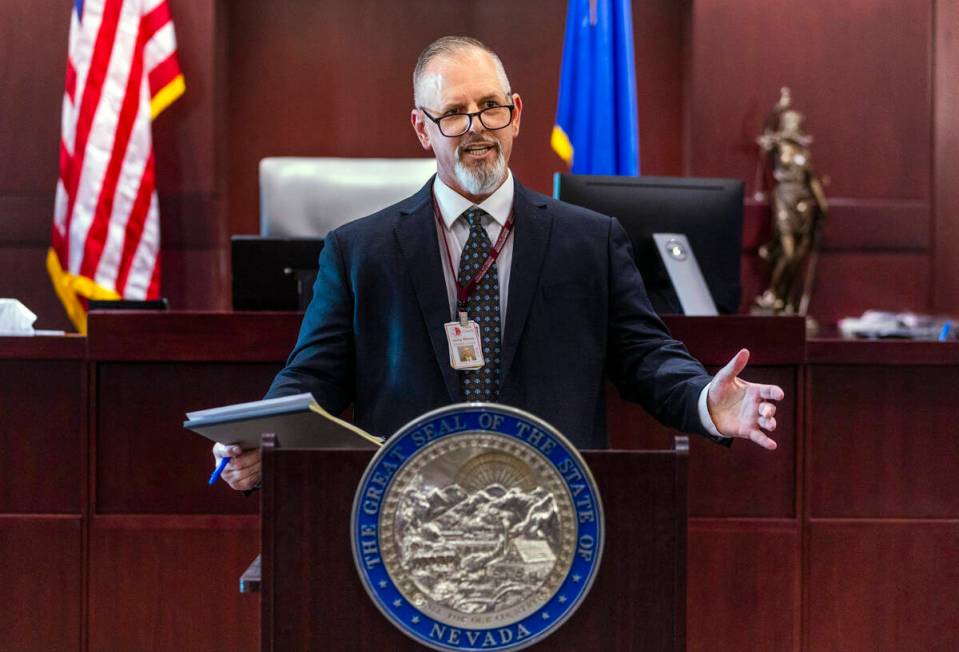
left=352, top=403, right=604, bottom=651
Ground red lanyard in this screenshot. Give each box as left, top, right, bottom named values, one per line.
left=432, top=192, right=514, bottom=316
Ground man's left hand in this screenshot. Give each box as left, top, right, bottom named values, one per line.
left=707, top=348, right=784, bottom=450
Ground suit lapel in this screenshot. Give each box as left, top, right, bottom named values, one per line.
left=394, top=179, right=462, bottom=402
left=500, top=181, right=551, bottom=385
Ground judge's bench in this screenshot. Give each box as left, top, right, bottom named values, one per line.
left=1, top=311, right=957, bottom=651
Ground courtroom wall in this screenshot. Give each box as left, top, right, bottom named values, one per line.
left=1, top=0, right=956, bottom=329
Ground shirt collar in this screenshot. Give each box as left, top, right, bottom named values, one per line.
left=433, top=170, right=514, bottom=228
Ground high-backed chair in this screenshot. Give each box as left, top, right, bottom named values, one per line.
left=259, top=157, right=436, bottom=237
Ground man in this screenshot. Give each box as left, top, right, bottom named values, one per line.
left=215, top=36, right=783, bottom=491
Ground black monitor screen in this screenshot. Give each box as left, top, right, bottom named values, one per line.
left=555, top=174, right=743, bottom=314
left=231, top=236, right=324, bottom=311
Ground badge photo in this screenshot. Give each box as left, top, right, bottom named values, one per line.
left=445, top=320, right=486, bottom=370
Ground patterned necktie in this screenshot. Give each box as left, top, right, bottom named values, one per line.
left=457, top=207, right=501, bottom=401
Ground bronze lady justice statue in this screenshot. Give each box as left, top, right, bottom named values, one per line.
left=753, top=88, right=828, bottom=315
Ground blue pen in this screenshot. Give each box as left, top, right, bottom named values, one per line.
left=208, top=456, right=230, bottom=485
left=938, top=320, right=952, bottom=342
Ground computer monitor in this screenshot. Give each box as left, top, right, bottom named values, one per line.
left=554, top=174, right=744, bottom=314
left=231, top=236, right=325, bottom=311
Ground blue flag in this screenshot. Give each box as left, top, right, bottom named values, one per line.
left=552, top=0, right=640, bottom=175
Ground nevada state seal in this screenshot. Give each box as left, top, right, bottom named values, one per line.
left=351, top=403, right=604, bottom=651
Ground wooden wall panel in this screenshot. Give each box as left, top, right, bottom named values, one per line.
left=743, top=199, right=930, bottom=254
left=688, top=0, right=934, bottom=319
left=88, top=517, right=259, bottom=652
left=632, top=0, right=687, bottom=176
left=95, top=362, right=281, bottom=514
left=224, top=0, right=687, bottom=235
left=687, top=0, right=931, bottom=199
left=472, top=0, right=567, bottom=194
left=687, top=521, right=800, bottom=652
left=0, top=0, right=74, bottom=331
left=808, top=365, right=959, bottom=518
left=0, top=517, right=82, bottom=652
left=224, top=0, right=465, bottom=237
left=741, top=200, right=931, bottom=313
left=87, top=311, right=301, bottom=362
left=153, top=0, right=219, bottom=196
left=0, top=360, right=84, bottom=513
left=0, top=246, right=73, bottom=331
left=934, top=0, right=959, bottom=313
left=804, top=253, right=930, bottom=323
left=609, top=367, right=796, bottom=518
left=807, top=522, right=959, bottom=652
left=0, top=0, right=67, bottom=191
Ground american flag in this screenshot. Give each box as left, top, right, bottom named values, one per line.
left=49, top=0, right=184, bottom=333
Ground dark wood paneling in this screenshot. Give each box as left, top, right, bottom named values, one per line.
left=0, top=1, right=68, bottom=192
left=0, top=335, right=84, bottom=359
left=743, top=198, right=930, bottom=253
left=662, top=315, right=806, bottom=366
left=0, top=246, right=74, bottom=331
left=609, top=367, right=797, bottom=518
left=152, top=0, right=218, bottom=196
left=158, top=196, right=225, bottom=247
left=934, top=0, right=959, bottom=313
left=88, top=516, right=259, bottom=652
left=687, top=0, right=932, bottom=200
left=687, top=0, right=936, bottom=321
left=632, top=0, right=686, bottom=176
left=0, top=360, right=84, bottom=513
left=87, top=312, right=300, bottom=361
left=95, top=362, right=280, bottom=514
left=808, top=365, right=959, bottom=518
left=225, top=1, right=687, bottom=235
left=0, top=517, right=82, bottom=652
left=687, top=520, right=800, bottom=652
left=807, top=521, right=959, bottom=652
left=160, top=246, right=231, bottom=311
left=225, top=0, right=465, bottom=236
left=473, top=0, right=567, bottom=193
left=804, top=253, right=930, bottom=322
left=0, top=195, right=56, bottom=244
left=740, top=199, right=929, bottom=313
left=743, top=251, right=932, bottom=319
left=807, top=339, right=959, bottom=365
left=264, top=448, right=688, bottom=651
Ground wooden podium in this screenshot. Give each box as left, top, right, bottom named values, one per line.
left=253, top=436, right=689, bottom=651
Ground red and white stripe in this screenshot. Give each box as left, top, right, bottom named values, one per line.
left=51, top=0, right=183, bottom=329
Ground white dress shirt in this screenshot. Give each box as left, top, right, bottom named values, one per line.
left=432, top=171, right=514, bottom=325
left=430, top=170, right=722, bottom=438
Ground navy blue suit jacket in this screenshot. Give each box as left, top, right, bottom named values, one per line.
left=266, top=178, right=724, bottom=449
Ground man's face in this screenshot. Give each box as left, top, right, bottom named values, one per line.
left=411, top=49, right=523, bottom=201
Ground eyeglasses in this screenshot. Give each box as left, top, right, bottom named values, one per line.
left=419, top=104, right=515, bottom=137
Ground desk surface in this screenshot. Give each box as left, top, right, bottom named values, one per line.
left=9, top=311, right=958, bottom=365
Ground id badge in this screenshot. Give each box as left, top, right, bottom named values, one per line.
left=444, top=320, right=486, bottom=370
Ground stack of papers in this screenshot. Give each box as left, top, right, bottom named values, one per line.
left=838, top=310, right=952, bottom=340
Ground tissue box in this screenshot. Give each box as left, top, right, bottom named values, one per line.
left=0, top=299, right=38, bottom=335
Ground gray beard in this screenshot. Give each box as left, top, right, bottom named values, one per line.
left=453, top=146, right=506, bottom=197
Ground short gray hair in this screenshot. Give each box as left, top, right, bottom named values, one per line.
left=413, top=36, right=512, bottom=107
